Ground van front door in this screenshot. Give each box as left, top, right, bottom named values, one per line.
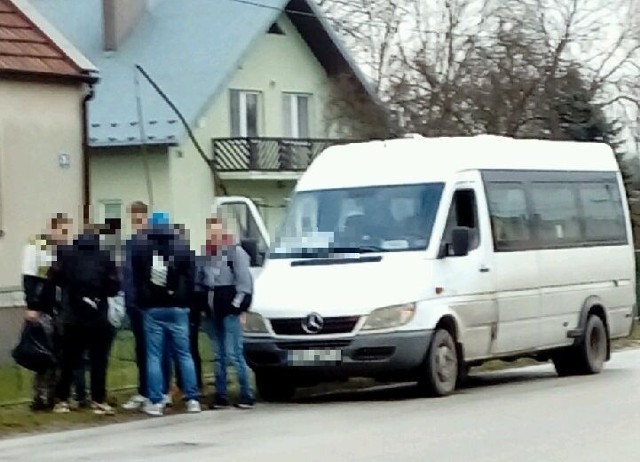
left=436, top=174, right=498, bottom=361
left=213, top=196, right=270, bottom=278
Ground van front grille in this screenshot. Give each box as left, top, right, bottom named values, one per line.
left=276, top=339, right=352, bottom=350
left=270, top=316, right=360, bottom=335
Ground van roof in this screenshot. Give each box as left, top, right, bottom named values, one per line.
left=296, top=135, right=619, bottom=191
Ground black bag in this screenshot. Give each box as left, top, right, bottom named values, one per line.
left=12, top=316, right=56, bottom=373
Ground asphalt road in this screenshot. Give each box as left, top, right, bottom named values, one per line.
left=1, top=349, right=639, bottom=462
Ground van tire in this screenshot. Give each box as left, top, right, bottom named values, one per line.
left=553, top=314, right=608, bottom=377
left=417, top=329, right=459, bottom=397
left=255, top=373, right=296, bottom=402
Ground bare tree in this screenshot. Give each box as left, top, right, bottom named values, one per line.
left=319, top=0, right=640, bottom=143
left=317, top=0, right=406, bottom=93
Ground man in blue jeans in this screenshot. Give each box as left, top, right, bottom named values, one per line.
left=121, top=202, right=174, bottom=411
left=130, top=211, right=200, bottom=416
left=199, top=216, right=254, bottom=409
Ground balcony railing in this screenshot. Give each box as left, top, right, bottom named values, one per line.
left=212, top=137, right=352, bottom=172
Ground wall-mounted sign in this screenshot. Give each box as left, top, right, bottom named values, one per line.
left=58, top=153, right=70, bottom=169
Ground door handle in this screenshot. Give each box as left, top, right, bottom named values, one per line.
left=480, top=266, right=490, bottom=273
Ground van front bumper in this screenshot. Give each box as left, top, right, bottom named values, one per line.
left=244, top=330, right=432, bottom=380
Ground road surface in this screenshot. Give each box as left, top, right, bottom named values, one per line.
left=1, top=349, right=639, bottom=462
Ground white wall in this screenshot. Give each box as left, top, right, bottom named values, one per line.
left=0, top=79, right=83, bottom=295
left=90, top=146, right=171, bottom=235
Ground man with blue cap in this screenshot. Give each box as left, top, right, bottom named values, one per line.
left=130, top=209, right=200, bottom=416
left=121, top=203, right=173, bottom=412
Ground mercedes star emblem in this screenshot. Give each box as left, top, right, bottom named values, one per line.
left=302, top=312, right=324, bottom=334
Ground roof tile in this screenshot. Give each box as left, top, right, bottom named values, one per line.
left=0, top=0, right=83, bottom=78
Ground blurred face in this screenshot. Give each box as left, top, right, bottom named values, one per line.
left=130, top=212, right=147, bottom=233
left=50, top=220, right=72, bottom=245
left=206, top=221, right=225, bottom=245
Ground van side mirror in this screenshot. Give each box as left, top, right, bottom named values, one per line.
left=450, top=227, right=471, bottom=257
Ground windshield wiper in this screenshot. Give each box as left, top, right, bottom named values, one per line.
left=332, top=245, right=384, bottom=254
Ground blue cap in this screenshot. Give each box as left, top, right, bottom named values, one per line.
left=149, top=211, right=170, bottom=227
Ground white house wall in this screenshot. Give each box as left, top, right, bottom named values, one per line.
left=170, top=13, right=339, bottom=248
left=0, top=80, right=84, bottom=296
left=90, top=147, right=171, bottom=235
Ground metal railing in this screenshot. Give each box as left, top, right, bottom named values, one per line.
left=212, top=137, right=355, bottom=172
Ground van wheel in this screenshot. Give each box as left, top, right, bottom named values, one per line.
left=255, top=372, right=296, bottom=402
left=553, top=314, right=608, bottom=377
left=417, top=329, right=459, bottom=397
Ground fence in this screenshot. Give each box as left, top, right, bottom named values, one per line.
left=2, top=252, right=640, bottom=406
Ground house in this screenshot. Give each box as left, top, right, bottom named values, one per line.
left=0, top=0, right=97, bottom=362
left=31, top=0, right=380, bottom=248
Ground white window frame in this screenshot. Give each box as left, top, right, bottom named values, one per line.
left=283, top=93, right=311, bottom=139
left=99, top=200, right=123, bottom=223
left=231, top=90, right=262, bottom=138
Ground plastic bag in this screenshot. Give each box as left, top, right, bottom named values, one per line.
left=12, top=315, right=56, bottom=373
left=107, top=291, right=126, bottom=329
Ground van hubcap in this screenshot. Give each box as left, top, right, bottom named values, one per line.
left=588, top=322, right=606, bottom=366
left=436, top=344, right=457, bottom=384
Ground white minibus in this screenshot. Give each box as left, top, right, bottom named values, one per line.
left=216, top=134, right=636, bottom=401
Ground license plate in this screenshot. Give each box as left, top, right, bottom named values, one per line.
left=287, top=349, right=342, bottom=366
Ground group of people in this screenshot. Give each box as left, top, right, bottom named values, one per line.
left=21, top=200, right=255, bottom=417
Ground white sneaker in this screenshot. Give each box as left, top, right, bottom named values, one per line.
left=122, top=394, right=146, bottom=411
left=162, top=394, right=173, bottom=408
left=53, top=402, right=70, bottom=414
left=92, top=402, right=116, bottom=416
left=143, top=402, right=164, bottom=417
left=186, top=400, right=201, bottom=413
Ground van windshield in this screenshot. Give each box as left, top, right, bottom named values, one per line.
left=270, top=183, right=445, bottom=259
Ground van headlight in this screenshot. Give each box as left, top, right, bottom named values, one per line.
left=361, top=303, right=416, bottom=331
left=243, top=312, right=269, bottom=334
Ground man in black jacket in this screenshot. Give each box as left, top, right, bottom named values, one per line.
left=131, top=212, right=200, bottom=416
left=50, top=225, right=120, bottom=415
left=22, top=214, right=72, bottom=410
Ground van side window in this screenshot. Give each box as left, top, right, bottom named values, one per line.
left=530, top=183, right=581, bottom=246
left=443, top=189, right=480, bottom=252
left=486, top=182, right=531, bottom=251
left=578, top=181, right=627, bottom=243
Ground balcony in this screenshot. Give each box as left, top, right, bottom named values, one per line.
left=212, top=137, right=352, bottom=178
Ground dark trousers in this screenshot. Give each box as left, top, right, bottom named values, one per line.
left=56, top=322, right=115, bottom=404
left=175, top=306, right=203, bottom=390
left=32, top=321, right=86, bottom=408
left=130, top=309, right=172, bottom=397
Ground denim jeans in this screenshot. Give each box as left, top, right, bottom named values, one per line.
left=130, top=309, right=173, bottom=397
left=205, top=315, right=254, bottom=403
left=143, top=308, right=199, bottom=404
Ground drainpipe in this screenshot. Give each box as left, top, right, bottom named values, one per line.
left=81, top=83, right=95, bottom=225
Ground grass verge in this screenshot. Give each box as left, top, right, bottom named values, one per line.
left=1, top=324, right=639, bottom=438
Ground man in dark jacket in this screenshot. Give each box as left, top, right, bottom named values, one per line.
left=50, top=225, right=120, bottom=415
left=21, top=213, right=72, bottom=410
left=121, top=201, right=173, bottom=411
left=131, top=212, right=200, bottom=416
